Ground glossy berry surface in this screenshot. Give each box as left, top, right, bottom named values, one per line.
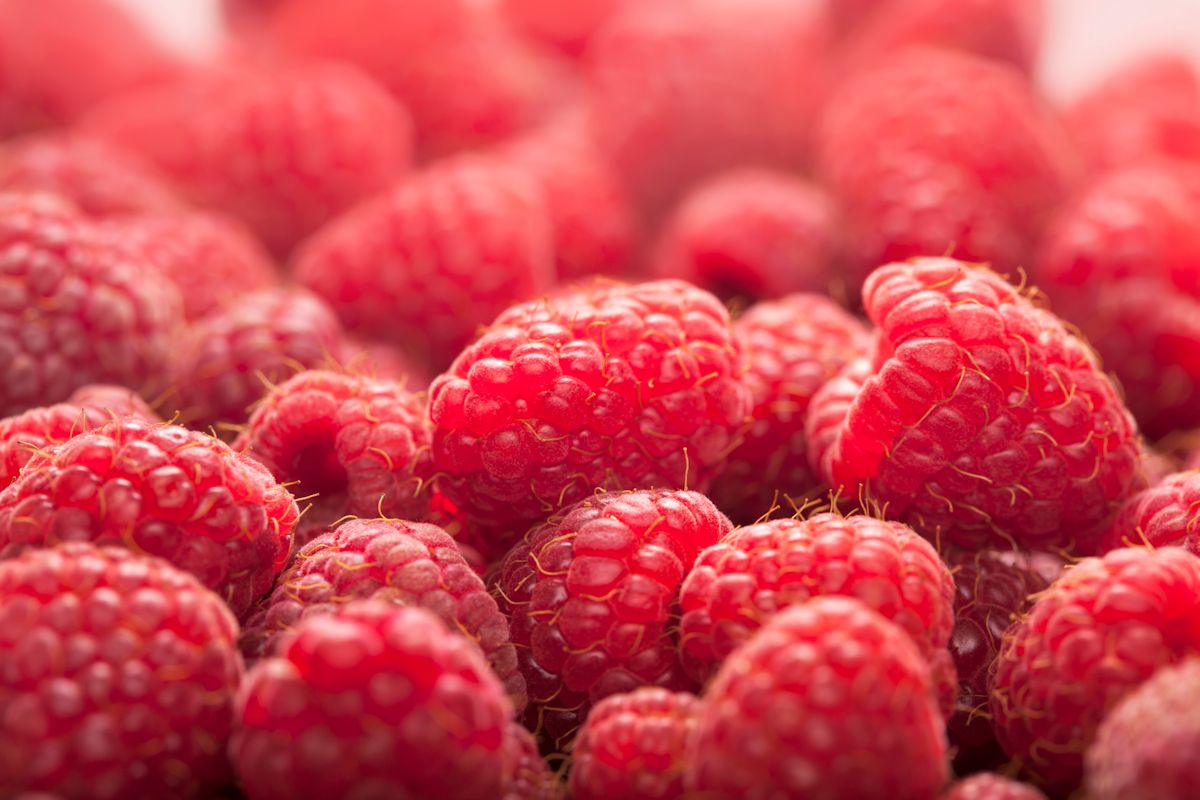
left=1100, top=470, right=1200, bottom=556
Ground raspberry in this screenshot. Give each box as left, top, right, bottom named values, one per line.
left=814, top=48, right=1076, bottom=293
left=503, top=722, right=563, bottom=800
left=990, top=547, right=1200, bottom=792
left=337, top=338, right=429, bottom=390
left=805, top=257, right=1144, bottom=551
left=429, top=279, right=749, bottom=530
left=942, top=773, right=1048, bottom=800
left=293, top=156, right=554, bottom=370
left=234, top=370, right=431, bottom=547
left=170, top=288, right=345, bottom=430
left=1100, top=470, right=1200, bottom=555
left=500, top=0, right=624, bottom=56
left=708, top=294, right=869, bottom=523
left=685, top=596, right=949, bottom=799
left=1085, top=657, right=1200, bottom=800
left=238, top=517, right=526, bottom=710
left=650, top=169, right=841, bottom=304
left=231, top=602, right=514, bottom=800
left=491, top=489, right=730, bottom=750
left=0, top=417, right=299, bottom=619
left=568, top=687, right=700, bottom=800
left=0, top=192, right=180, bottom=418
left=0, top=543, right=243, bottom=798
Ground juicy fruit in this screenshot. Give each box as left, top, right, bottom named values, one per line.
left=1101, top=470, right=1200, bottom=554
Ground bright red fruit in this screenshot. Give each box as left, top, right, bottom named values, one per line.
left=503, top=723, right=564, bottom=800
left=1101, top=470, right=1200, bottom=555
left=500, top=0, right=624, bottom=55
left=942, top=773, right=1048, bottom=800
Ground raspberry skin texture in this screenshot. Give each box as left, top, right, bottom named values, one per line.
left=0, top=543, right=243, bottom=799
left=0, top=417, right=299, bottom=619
left=942, top=774, right=1048, bottom=800
left=238, top=517, right=526, bottom=711
left=231, top=601, right=514, bottom=800
left=234, top=370, right=431, bottom=547
left=492, top=489, right=731, bottom=751
left=429, top=279, right=749, bottom=529
left=709, top=294, right=870, bottom=523
left=685, top=596, right=949, bottom=799
left=805, top=257, right=1145, bottom=552
left=990, top=547, right=1200, bottom=793
left=293, top=155, right=555, bottom=370
left=568, top=687, right=700, bottom=800
left=1100, top=470, right=1200, bottom=555
left=503, top=722, right=564, bottom=800
left=1085, top=657, right=1200, bottom=800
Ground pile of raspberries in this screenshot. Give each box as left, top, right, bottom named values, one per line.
left=4, top=1, right=1200, bottom=798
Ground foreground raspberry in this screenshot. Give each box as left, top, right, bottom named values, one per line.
left=942, top=773, right=1048, bottom=800
left=231, top=602, right=513, bottom=800
left=1100, top=470, right=1200, bottom=555
left=239, top=518, right=525, bottom=709
left=568, top=687, right=700, bottom=800
left=709, top=294, right=869, bottom=522
left=430, top=280, right=749, bottom=530
left=806, top=257, right=1144, bottom=551
left=234, top=370, right=430, bottom=546
left=1085, top=658, right=1200, bottom=800
left=991, top=547, right=1200, bottom=792
left=492, top=490, right=730, bottom=750
left=686, top=597, right=948, bottom=799
left=0, top=544, right=242, bottom=798
left=503, top=723, right=563, bottom=800
left=0, top=417, right=298, bottom=619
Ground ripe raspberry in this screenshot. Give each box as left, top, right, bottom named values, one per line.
left=991, top=547, right=1200, bottom=792
left=1100, top=470, right=1200, bottom=555
left=815, top=48, right=1076, bottom=293
left=239, top=517, right=525, bottom=709
left=170, top=288, right=345, bottom=430
left=500, top=0, right=624, bottom=56
left=686, top=596, right=949, bottom=799
left=337, top=338, right=429, bottom=390
left=503, top=722, right=563, bottom=800
left=0, top=192, right=180, bottom=418
left=231, top=602, right=513, bottom=800
left=1085, top=657, right=1200, bottom=800
left=806, top=257, right=1144, bottom=551
left=568, top=687, right=700, bottom=800
left=942, top=773, right=1048, bottom=800
left=709, top=294, right=869, bottom=523
left=429, top=279, right=749, bottom=530
left=234, top=370, right=430, bottom=546
left=0, top=543, right=243, bottom=799
left=492, top=489, right=730, bottom=750
left=294, top=156, right=554, bottom=369
left=0, top=417, right=298, bottom=619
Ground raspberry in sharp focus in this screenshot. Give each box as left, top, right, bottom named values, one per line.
left=1099, top=470, right=1200, bottom=555
left=0, top=543, right=243, bottom=799
left=942, top=773, right=1049, bottom=800
left=685, top=596, right=949, bottom=799
left=231, top=601, right=514, bottom=800
left=491, top=489, right=731, bottom=751
left=0, top=417, right=298, bottom=619
left=429, top=279, right=750, bottom=532
left=503, top=722, right=564, bottom=800
left=805, top=257, right=1145, bottom=552
left=990, top=547, right=1200, bottom=793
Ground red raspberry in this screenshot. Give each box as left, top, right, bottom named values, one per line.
left=500, top=0, right=624, bottom=56
left=1085, top=657, right=1200, bottom=800
left=568, top=687, right=700, bottom=800
left=503, top=722, right=564, bottom=800
left=336, top=338, right=429, bottom=390
left=815, top=48, right=1076, bottom=293
left=170, top=288, right=345, bottom=430
left=1100, top=470, right=1200, bottom=555
left=0, top=193, right=180, bottom=418
left=991, top=547, right=1200, bottom=792
left=686, top=596, right=949, bottom=799
left=650, top=169, right=840, bottom=304
left=709, top=294, right=869, bottom=523
left=0, top=543, right=243, bottom=799
left=231, top=602, right=514, bottom=800
left=429, top=279, right=749, bottom=531
left=942, top=773, right=1048, bottom=800
left=492, top=489, right=730, bottom=750
left=239, top=517, right=525, bottom=710
left=234, top=370, right=430, bottom=546
left=293, top=156, right=554, bottom=370
left=805, top=257, right=1144, bottom=551
left=0, top=417, right=298, bottom=619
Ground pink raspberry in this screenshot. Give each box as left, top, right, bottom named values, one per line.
left=0, top=417, right=299, bottom=619
left=503, top=723, right=564, bottom=800
left=805, top=257, right=1144, bottom=551
left=336, top=338, right=429, bottom=390
left=1100, top=470, right=1200, bottom=555
left=942, top=773, right=1048, bottom=800
left=500, top=0, right=624, bottom=56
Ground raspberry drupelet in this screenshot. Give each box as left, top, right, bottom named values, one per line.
left=942, top=773, right=1048, bottom=800
left=503, top=722, right=564, bottom=800
left=1100, top=470, right=1200, bottom=555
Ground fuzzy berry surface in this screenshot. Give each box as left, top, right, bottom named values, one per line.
left=0, top=417, right=298, bottom=619
left=942, top=773, right=1048, bottom=800
left=990, top=547, right=1200, bottom=793
left=1100, top=470, right=1200, bottom=556
left=568, top=687, right=700, bottom=800
left=429, top=279, right=749, bottom=531
left=0, top=543, right=243, bottom=799
left=492, top=489, right=731, bottom=751
left=231, top=602, right=514, bottom=800
left=806, top=257, right=1144, bottom=552
left=686, top=596, right=949, bottom=799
